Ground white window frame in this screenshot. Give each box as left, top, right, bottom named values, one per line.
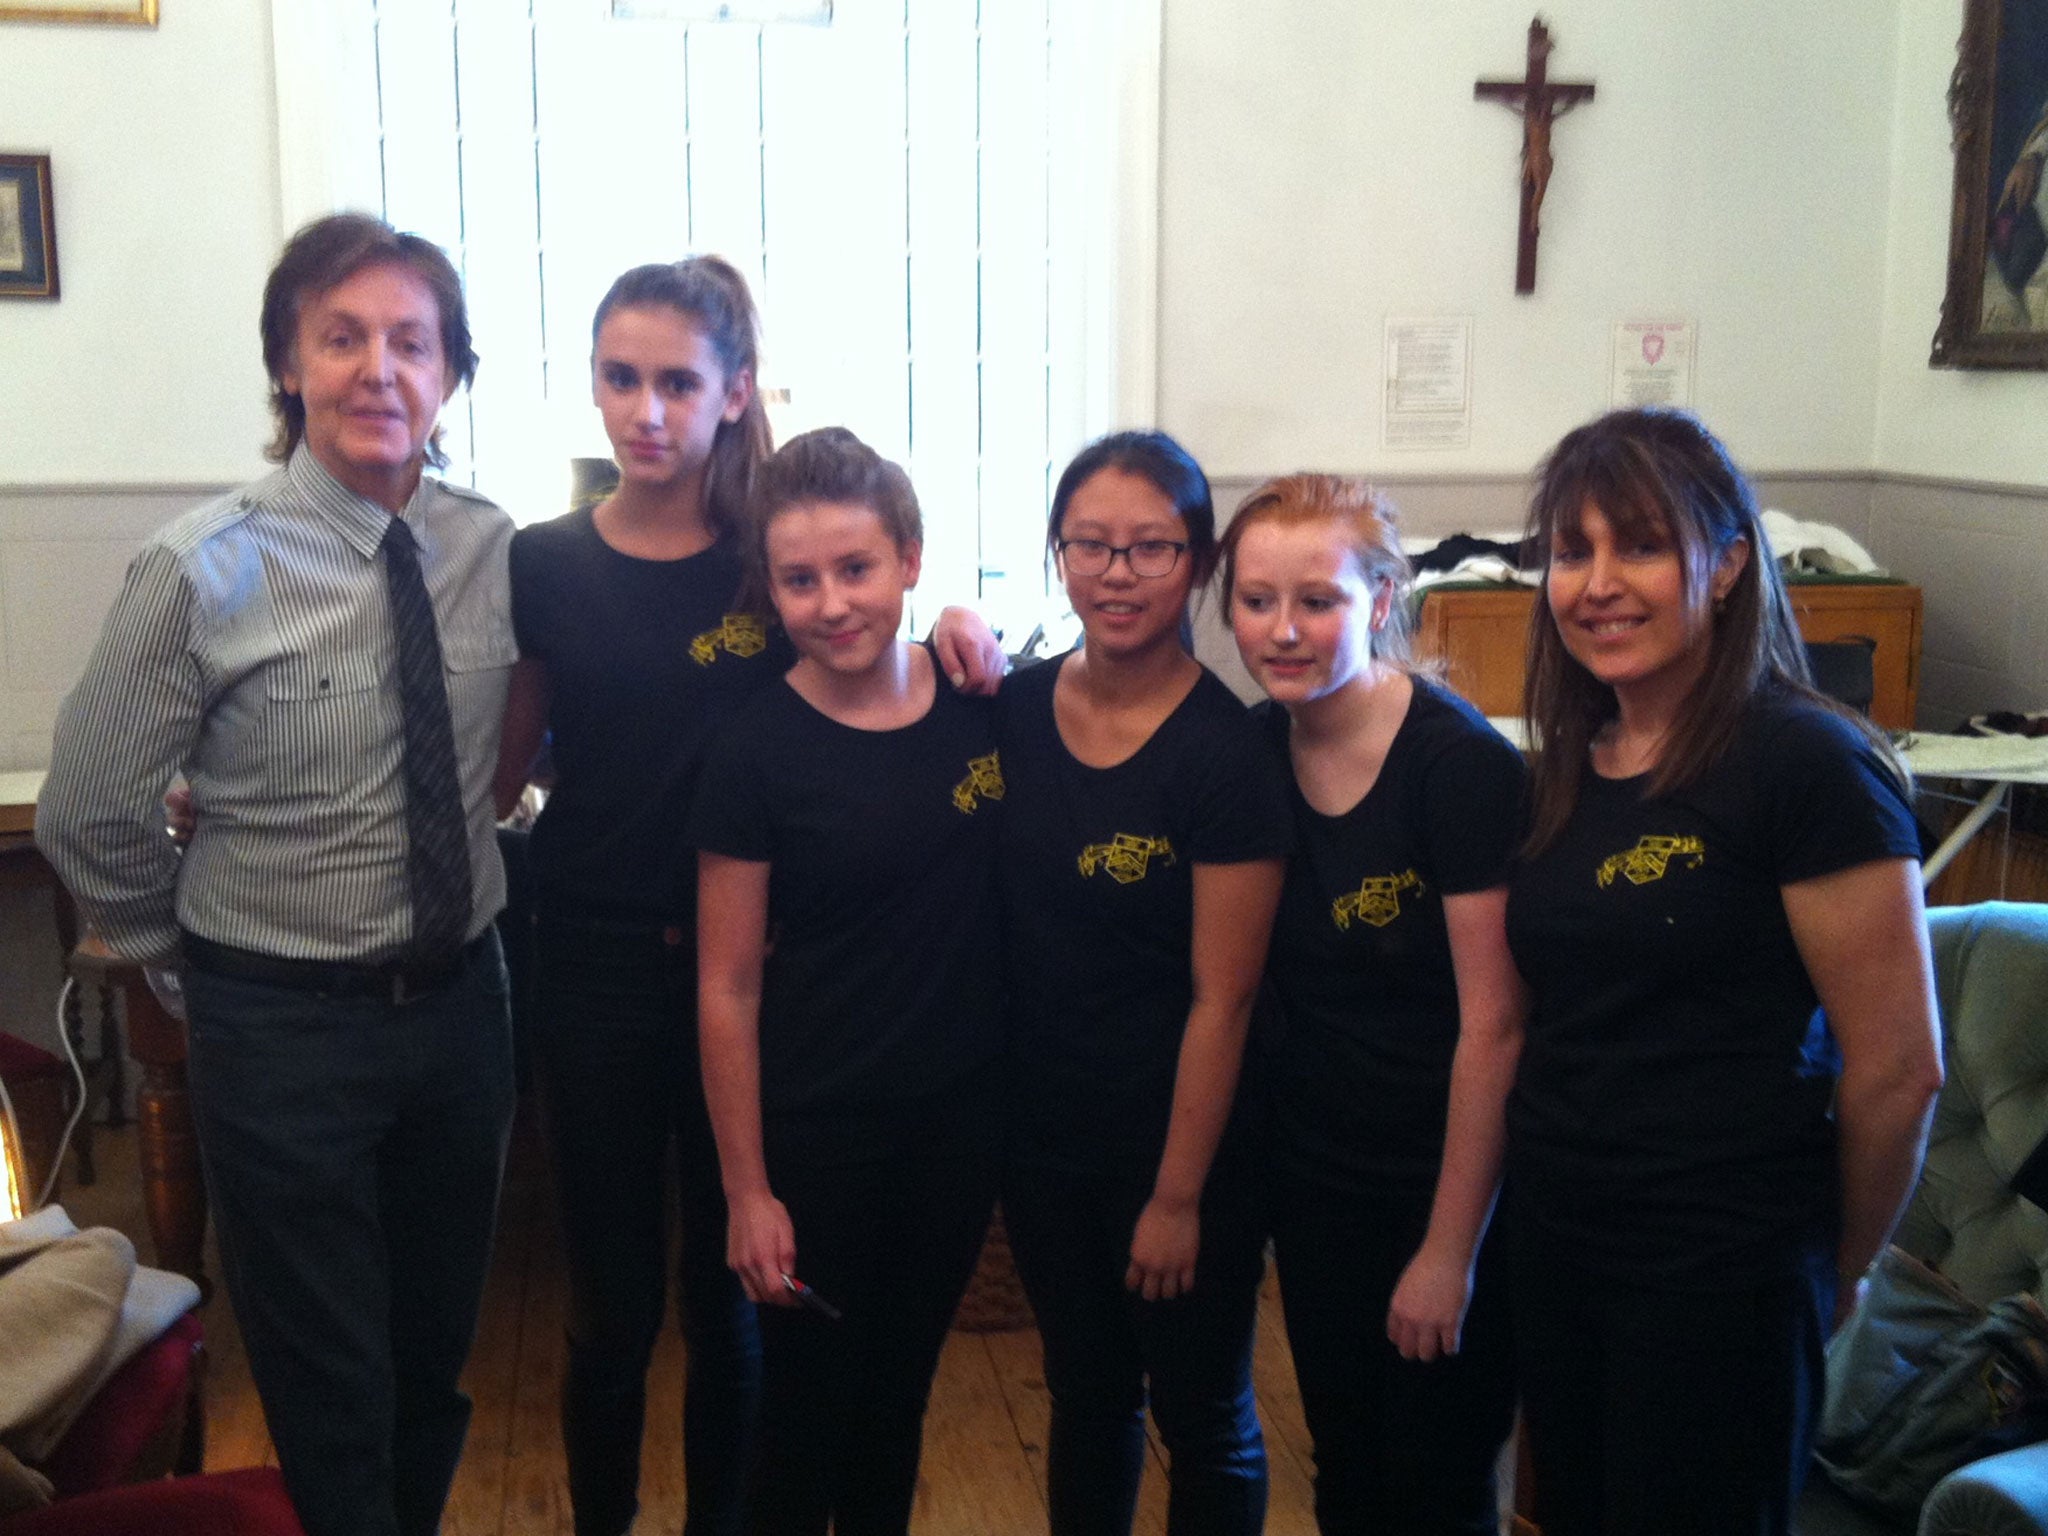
left=268, top=0, right=1158, bottom=632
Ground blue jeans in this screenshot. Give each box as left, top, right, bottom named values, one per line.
left=1004, top=1159, right=1269, bottom=1536
left=183, top=931, right=515, bottom=1536
left=531, top=914, right=762, bottom=1536
left=1269, top=1170, right=1515, bottom=1535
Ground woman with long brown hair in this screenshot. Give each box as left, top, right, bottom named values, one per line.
left=1504, top=408, right=1943, bottom=1536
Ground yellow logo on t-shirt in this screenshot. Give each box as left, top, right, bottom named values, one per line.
left=1078, top=833, right=1176, bottom=885
left=690, top=614, right=768, bottom=666
left=952, top=752, right=1006, bottom=813
left=1596, top=834, right=1706, bottom=888
left=1331, top=869, right=1424, bottom=930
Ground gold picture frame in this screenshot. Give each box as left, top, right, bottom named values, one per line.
left=1934, top=0, right=2048, bottom=369
left=0, top=0, right=156, bottom=23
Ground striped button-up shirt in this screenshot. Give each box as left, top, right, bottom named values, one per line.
left=38, top=448, right=517, bottom=965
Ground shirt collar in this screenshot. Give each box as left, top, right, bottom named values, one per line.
left=285, top=445, right=435, bottom=560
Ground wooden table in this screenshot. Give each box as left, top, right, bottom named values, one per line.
left=1414, top=579, right=1924, bottom=730
left=0, top=770, right=44, bottom=834
left=0, top=770, right=207, bottom=1288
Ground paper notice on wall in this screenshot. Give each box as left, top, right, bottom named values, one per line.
left=1384, top=317, right=1472, bottom=450
left=1610, top=320, right=1695, bottom=409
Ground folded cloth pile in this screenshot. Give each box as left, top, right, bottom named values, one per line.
left=1403, top=512, right=1884, bottom=589
left=0, top=1207, right=201, bottom=1513
left=1405, top=531, right=1540, bottom=591
left=1757, top=511, right=1884, bottom=576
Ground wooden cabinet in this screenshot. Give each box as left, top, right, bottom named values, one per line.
left=1414, top=580, right=1923, bottom=730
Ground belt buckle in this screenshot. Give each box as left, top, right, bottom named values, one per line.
left=389, top=968, right=419, bottom=1008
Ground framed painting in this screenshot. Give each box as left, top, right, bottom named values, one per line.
left=0, top=154, right=57, bottom=301
left=1935, top=0, right=2048, bottom=368
left=0, top=0, right=156, bottom=22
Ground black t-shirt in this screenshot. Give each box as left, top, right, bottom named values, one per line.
left=1504, top=694, right=1920, bottom=1285
left=998, top=653, right=1293, bottom=1172
left=1259, top=679, right=1527, bottom=1193
left=509, top=505, right=795, bottom=923
left=688, top=677, right=1004, bottom=1168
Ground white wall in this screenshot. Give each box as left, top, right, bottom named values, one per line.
left=1873, top=0, right=2048, bottom=487
left=1158, top=0, right=1899, bottom=479
left=0, top=0, right=282, bottom=484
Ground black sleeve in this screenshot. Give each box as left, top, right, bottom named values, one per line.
left=685, top=707, right=777, bottom=862
left=1417, top=719, right=1527, bottom=895
left=1764, top=705, right=1920, bottom=884
left=1183, top=699, right=1293, bottom=865
left=508, top=524, right=552, bottom=661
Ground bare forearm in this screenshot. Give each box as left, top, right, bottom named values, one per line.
left=1835, top=1065, right=1939, bottom=1283
left=1151, top=993, right=1254, bottom=1208
left=698, top=990, right=771, bottom=1200
left=1416, top=1024, right=1520, bottom=1267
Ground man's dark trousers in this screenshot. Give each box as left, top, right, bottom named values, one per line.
left=184, top=931, right=515, bottom=1536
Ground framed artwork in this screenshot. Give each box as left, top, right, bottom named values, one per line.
left=0, top=155, right=57, bottom=301
left=0, top=0, right=156, bottom=22
left=1935, top=0, right=2048, bottom=369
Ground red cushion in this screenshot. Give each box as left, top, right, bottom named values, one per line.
left=41, top=1310, right=203, bottom=1497
left=0, top=1468, right=303, bottom=1536
left=0, top=1032, right=63, bottom=1082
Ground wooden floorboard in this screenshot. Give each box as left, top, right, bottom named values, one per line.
left=61, top=1106, right=1334, bottom=1534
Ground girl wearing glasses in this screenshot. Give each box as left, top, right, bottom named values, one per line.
left=1221, top=476, right=1524, bottom=1535
left=998, top=431, right=1290, bottom=1536
left=692, top=428, right=1002, bottom=1536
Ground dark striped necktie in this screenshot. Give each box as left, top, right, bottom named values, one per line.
left=382, top=516, right=472, bottom=958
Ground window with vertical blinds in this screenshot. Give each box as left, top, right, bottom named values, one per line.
left=346, top=0, right=1130, bottom=634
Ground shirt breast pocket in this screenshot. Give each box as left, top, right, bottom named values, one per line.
left=259, top=653, right=384, bottom=797
left=265, top=652, right=380, bottom=703
left=441, top=620, right=519, bottom=743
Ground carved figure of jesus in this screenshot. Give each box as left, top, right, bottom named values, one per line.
left=1475, top=17, right=1595, bottom=293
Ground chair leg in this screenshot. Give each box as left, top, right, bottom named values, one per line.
left=100, top=986, right=128, bottom=1129
left=174, top=1342, right=208, bottom=1476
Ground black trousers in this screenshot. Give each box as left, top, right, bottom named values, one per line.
left=532, top=915, right=762, bottom=1536
left=747, top=1142, right=997, bottom=1536
left=1004, top=1158, right=1269, bottom=1536
left=184, top=932, right=514, bottom=1536
left=1269, top=1169, right=1515, bottom=1535
left=1511, top=1217, right=1832, bottom=1536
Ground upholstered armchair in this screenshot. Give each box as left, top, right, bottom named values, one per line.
left=1799, top=901, right=2048, bottom=1536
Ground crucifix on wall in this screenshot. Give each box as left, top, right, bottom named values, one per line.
left=1475, top=17, right=1596, bottom=294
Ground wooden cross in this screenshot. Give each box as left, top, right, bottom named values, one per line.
left=1475, top=17, right=1596, bottom=294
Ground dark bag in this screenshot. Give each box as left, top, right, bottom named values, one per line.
left=1816, top=1246, right=2048, bottom=1516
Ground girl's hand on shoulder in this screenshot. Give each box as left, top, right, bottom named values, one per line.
left=1126, top=1196, right=1199, bottom=1302
left=932, top=605, right=1006, bottom=696
left=1387, top=1244, right=1473, bottom=1362
left=727, top=1188, right=799, bottom=1306
left=162, top=784, right=195, bottom=848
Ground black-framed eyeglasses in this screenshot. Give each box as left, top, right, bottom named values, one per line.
left=1055, top=538, right=1189, bottom=579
